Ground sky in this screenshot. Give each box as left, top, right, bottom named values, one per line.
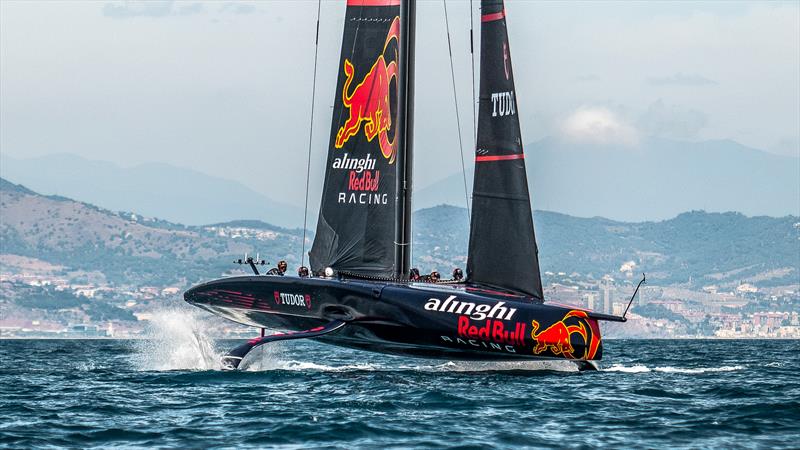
left=1, top=0, right=798, bottom=207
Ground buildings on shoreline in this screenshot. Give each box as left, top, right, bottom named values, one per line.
left=2, top=269, right=799, bottom=339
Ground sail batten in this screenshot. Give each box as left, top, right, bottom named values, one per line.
left=467, top=0, right=544, bottom=300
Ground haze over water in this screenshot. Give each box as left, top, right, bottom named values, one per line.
left=1, top=314, right=798, bottom=448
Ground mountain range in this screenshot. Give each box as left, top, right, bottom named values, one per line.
left=417, top=137, right=799, bottom=221
left=2, top=136, right=797, bottom=227
left=0, top=153, right=303, bottom=228
left=1, top=177, right=797, bottom=290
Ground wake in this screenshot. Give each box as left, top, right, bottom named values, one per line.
left=130, top=309, right=581, bottom=373
left=603, top=364, right=746, bottom=374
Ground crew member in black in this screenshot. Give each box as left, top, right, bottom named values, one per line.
left=298, top=266, right=310, bottom=277
left=429, top=271, right=441, bottom=282
left=452, top=268, right=463, bottom=281
left=267, top=260, right=288, bottom=276
left=409, top=268, right=421, bottom=281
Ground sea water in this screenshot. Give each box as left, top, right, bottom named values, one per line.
left=1, top=316, right=798, bottom=448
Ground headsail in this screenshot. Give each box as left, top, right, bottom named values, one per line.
left=310, top=0, right=402, bottom=277
left=467, top=0, right=544, bottom=299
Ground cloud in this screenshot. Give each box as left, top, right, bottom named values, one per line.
left=646, top=73, right=718, bottom=87
left=103, top=1, right=203, bottom=19
left=219, top=2, right=258, bottom=15
left=560, top=107, right=639, bottom=146
left=637, top=99, right=709, bottom=140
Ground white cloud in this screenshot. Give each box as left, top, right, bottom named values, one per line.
left=560, top=107, right=639, bottom=146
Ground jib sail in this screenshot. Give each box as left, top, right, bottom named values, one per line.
left=466, top=0, right=544, bottom=299
left=309, top=0, right=402, bottom=277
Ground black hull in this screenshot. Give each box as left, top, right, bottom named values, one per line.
left=185, top=275, right=604, bottom=363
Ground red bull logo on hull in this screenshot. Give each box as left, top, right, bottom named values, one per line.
left=530, top=310, right=601, bottom=360
left=335, top=16, right=400, bottom=164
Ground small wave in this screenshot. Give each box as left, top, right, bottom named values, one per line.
left=603, top=364, right=745, bottom=374
left=654, top=365, right=745, bottom=374
left=243, top=357, right=578, bottom=373
left=244, top=358, right=381, bottom=373
left=426, top=360, right=578, bottom=372
left=605, top=364, right=651, bottom=373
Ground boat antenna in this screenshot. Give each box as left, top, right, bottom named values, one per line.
left=301, top=0, right=323, bottom=268
left=622, top=273, right=646, bottom=320
left=442, top=0, right=471, bottom=215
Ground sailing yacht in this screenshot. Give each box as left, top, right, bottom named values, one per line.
left=185, top=0, right=637, bottom=370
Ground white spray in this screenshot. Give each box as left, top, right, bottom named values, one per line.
left=132, top=309, right=223, bottom=371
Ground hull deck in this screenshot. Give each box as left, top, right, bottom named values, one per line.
left=185, top=275, right=605, bottom=363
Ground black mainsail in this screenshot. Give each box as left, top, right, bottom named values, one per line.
left=309, top=0, right=405, bottom=277
left=466, top=0, right=544, bottom=299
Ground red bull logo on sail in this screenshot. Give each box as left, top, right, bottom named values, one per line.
left=335, top=16, right=400, bottom=163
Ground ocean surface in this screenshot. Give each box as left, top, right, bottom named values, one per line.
left=1, top=315, right=798, bottom=448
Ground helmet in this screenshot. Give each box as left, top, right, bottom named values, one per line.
left=409, top=268, right=421, bottom=280
left=277, top=260, right=288, bottom=273
left=452, top=268, right=463, bottom=280
left=430, top=271, right=441, bottom=281
left=298, top=266, right=309, bottom=277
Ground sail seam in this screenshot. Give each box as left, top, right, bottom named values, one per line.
left=472, top=192, right=530, bottom=202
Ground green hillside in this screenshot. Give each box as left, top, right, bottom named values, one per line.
left=2, top=178, right=797, bottom=289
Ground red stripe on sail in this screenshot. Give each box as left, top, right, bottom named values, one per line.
left=481, top=10, right=505, bottom=22
left=347, top=0, right=401, bottom=6
left=475, top=154, right=524, bottom=162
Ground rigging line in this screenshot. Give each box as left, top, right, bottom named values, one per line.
left=443, top=0, right=471, bottom=216
left=301, top=0, right=323, bottom=268
left=304, top=3, right=364, bottom=267
left=469, top=0, right=477, bottom=145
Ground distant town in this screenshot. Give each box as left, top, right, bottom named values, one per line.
left=1, top=178, right=797, bottom=340
left=2, top=261, right=797, bottom=339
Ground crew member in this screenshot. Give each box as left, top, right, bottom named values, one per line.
left=267, top=260, right=288, bottom=276
left=452, top=268, right=463, bottom=281
left=409, top=268, right=421, bottom=281
left=429, top=271, right=441, bottom=282
left=297, top=266, right=310, bottom=277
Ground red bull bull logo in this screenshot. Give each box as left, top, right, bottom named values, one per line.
left=530, top=310, right=601, bottom=360
left=335, top=16, right=400, bottom=163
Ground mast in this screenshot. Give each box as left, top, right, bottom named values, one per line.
left=394, top=0, right=416, bottom=278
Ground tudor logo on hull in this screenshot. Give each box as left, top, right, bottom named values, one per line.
left=273, top=291, right=311, bottom=310
left=424, top=295, right=517, bottom=321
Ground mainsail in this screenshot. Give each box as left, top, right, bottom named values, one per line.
left=467, top=0, right=544, bottom=299
left=309, top=0, right=403, bottom=277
